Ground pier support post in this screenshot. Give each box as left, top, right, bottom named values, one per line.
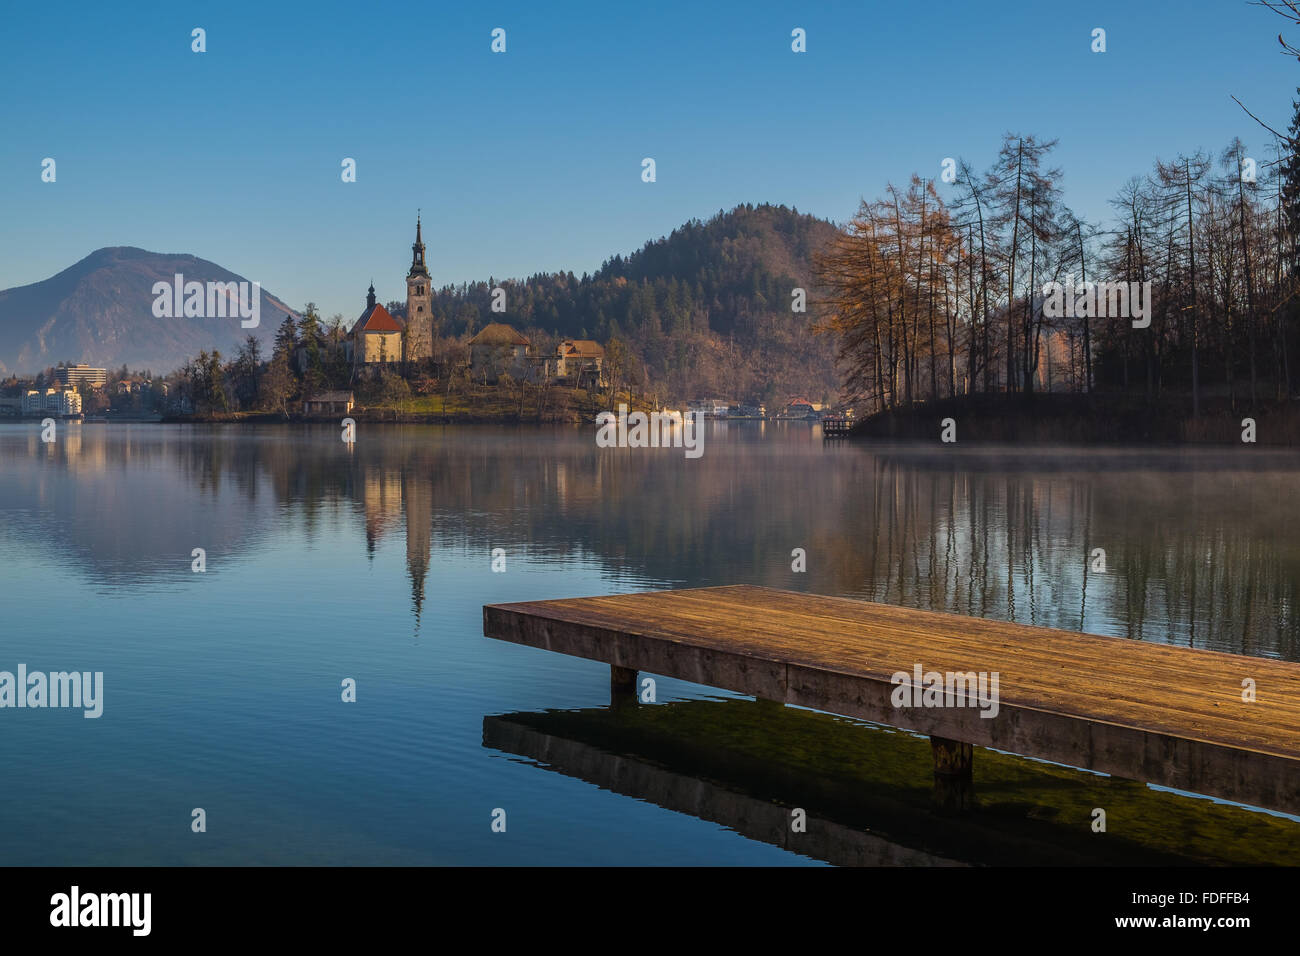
left=930, top=736, right=975, bottom=811
left=611, top=665, right=638, bottom=706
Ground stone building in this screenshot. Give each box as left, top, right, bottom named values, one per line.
left=555, top=339, right=606, bottom=386
left=469, top=323, right=533, bottom=383
left=404, top=215, right=433, bottom=363
left=347, top=284, right=404, bottom=368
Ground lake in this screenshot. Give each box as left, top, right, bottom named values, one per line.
left=2, top=422, right=1298, bottom=865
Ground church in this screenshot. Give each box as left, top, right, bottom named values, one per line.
left=346, top=216, right=435, bottom=370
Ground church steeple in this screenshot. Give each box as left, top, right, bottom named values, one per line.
left=404, top=214, right=433, bottom=362
left=366, top=281, right=376, bottom=309
left=408, top=212, right=430, bottom=279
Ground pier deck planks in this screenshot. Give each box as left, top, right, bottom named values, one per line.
left=483, top=585, right=1300, bottom=814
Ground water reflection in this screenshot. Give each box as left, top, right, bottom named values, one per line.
left=2, top=424, right=1299, bottom=660
left=484, top=699, right=1300, bottom=866
left=841, top=446, right=1300, bottom=659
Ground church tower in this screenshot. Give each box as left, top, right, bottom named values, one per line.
left=405, top=214, right=433, bottom=363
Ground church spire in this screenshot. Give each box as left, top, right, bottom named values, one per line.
left=409, top=212, right=430, bottom=278
left=366, top=281, right=376, bottom=309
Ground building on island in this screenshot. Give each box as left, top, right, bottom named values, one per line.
left=346, top=215, right=436, bottom=373
left=302, top=391, right=355, bottom=416
left=341, top=215, right=622, bottom=392
left=554, top=339, right=606, bottom=387
left=404, top=215, right=433, bottom=363
left=468, top=323, right=533, bottom=384
left=347, top=284, right=405, bottom=368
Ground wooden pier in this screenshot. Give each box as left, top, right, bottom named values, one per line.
left=821, top=417, right=852, bottom=438
left=484, top=586, right=1300, bottom=815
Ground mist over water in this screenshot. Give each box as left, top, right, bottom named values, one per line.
left=2, top=422, right=1297, bottom=864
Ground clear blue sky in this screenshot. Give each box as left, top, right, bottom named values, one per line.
left=1, top=0, right=1295, bottom=321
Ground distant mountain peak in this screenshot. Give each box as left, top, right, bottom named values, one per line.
left=0, top=248, right=296, bottom=375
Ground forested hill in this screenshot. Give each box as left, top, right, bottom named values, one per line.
left=415, top=203, right=843, bottom=405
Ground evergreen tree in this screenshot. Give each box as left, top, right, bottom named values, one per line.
left=1280, top=87, right=1300, bottom=274
left=274, top=315, right=299, bottom=361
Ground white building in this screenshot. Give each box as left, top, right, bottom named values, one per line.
left=23, top=388, right=81, bottom=417
left=688, top=399, right=732, bottom=419
left=55, top=365, right=107, bottom=389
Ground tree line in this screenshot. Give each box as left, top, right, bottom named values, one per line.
left=413, top=203, right=841, bottom=406
left=815, top=118, right=1300, bottom=417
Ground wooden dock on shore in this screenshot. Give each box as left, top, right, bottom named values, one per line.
left=484, top=585, right=1300, bottom=815
left=821, top=417, right=852, bottom=438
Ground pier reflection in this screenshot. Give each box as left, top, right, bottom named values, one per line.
left=483, top=698, right=1300, bottom=866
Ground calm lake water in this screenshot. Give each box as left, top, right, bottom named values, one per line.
left=2, top=422, right=1298, bottom=865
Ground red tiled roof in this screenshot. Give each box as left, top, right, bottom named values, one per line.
left=352, top=303, right=403, bottom=334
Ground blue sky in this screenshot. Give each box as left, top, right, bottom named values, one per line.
left=1, top=0, right=1295, bottom=321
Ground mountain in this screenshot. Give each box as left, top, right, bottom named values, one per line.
left=418, top=203, right=844, bottom=405
left=0, top=247, right=295, bottom=376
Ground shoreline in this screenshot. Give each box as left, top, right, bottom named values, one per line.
left=17, top=395, right=1300, bottom=449
left=846, top=393, right=1300, bottom=446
